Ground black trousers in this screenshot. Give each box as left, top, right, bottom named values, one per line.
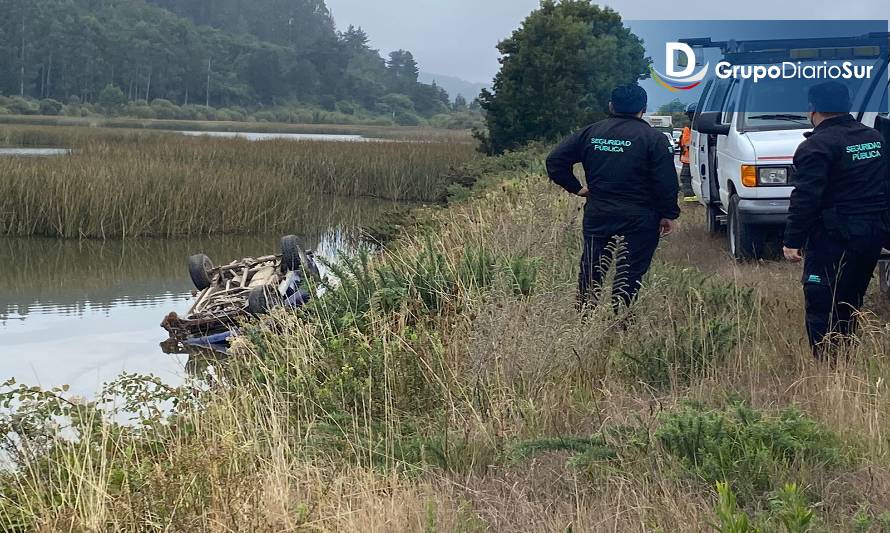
left=802, top=228, right=883, bottom=353
left=679, top=163, right=694, bottom=197
left=579, top=212, right=660, bottom=312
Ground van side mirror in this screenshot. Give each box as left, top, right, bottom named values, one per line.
left=694, top=111, right=730, bottom=136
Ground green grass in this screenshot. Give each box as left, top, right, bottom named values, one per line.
left=0, top=130, right=478, bottom=238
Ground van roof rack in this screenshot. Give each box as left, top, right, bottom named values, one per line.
left=680, top=32, right=889, bottom=64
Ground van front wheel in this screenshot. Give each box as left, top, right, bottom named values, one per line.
left=728, top=194, right=764, bottom=260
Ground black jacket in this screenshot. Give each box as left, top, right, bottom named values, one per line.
left=546, top=115, right=681, bottom=221
left=784, top=114, right=889, bottom=249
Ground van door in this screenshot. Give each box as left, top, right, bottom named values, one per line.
left=694, top=78, right=733, bottom=206
left=690, top=80, right=712, bottom=201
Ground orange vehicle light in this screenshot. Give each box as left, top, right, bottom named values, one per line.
left=741, top=165, right=758, bottom=187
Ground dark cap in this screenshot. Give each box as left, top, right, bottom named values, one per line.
left=611, top=84, right=648, bottom=114
left=808, top=81, right=852, bottom=113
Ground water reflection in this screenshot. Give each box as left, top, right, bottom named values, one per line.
left=0, top=147, right=69, bottom=156
left=178, top=131, right=367, bottom=142
left=0, top=195, right=395, bottom=397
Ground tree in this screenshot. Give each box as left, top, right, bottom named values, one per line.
left=453, top=94, right=468, bottom=112
left=477, top=0, right=649, bottom=154
left=387, top=50, right=419, bottom=89
left=98, top=84, right=126, bottom=109
left=657, top=98, right=689, bottom=114
left=341, top=25, right=369, bottom=51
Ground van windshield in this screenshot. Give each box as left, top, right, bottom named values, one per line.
left=737, top=59, right=881, bottom=132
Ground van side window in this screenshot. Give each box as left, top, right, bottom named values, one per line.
left=704, top=79, right=732, bottom=116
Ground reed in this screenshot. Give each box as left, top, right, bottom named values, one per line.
left=0, top=133, right=477, bottom=239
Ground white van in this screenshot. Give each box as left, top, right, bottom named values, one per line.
left=689, top=36, right=889, bottom=260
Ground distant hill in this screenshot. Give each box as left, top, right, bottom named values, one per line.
left=419, top=72, right=490, bottom=103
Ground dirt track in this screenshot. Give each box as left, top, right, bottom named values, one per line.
left=659, top=201, right=890, bottom=317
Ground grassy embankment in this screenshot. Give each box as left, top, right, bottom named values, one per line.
left=3, top=148, right=890, bottom=531
left=0, top=125, right=477, bottom=239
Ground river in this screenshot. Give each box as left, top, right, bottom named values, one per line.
left=0, top=206, right=392, bottom=397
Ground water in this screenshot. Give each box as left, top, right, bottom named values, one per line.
left=0, top=198, right=393, bottom=398
left=178, top=131, right=367, bottom=142
left=0, top=147, right=69, bottom=156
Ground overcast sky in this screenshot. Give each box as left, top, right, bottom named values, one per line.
left=324, top=0, right=889, bottom=84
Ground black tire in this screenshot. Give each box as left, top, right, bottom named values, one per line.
left=706, top=204, right=724, bottom=234
left=188, top=254, right=214, bottom=290
left=247, top=285, right=283, bottom=315
left=280, top=235, right=308, bottom=274
left=728, top=194, right=764, bottom=260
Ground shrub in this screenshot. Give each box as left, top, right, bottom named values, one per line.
left=336, top=100, right=356, bottom=115
left=613, top=318, right=736, bottom=389
left=38, top=98, right=63, bottom=116
left=212, top=108, right=233, bottom=121
left=509, top=436, right=616, bottom=465
left=612, top=267, right=754, bottom=389
left=430, top=112, right=485, bottom=130
left=98, top=84, right=126, bottom=109
left=6, top=96, right=38, bottom=115
left=506, top=254, right=539, bottom=297
left=150, top=99, right=180, bottom=119
left=253, top=110, right=276, bottom=122
left=656, top=402, right=844, bottom=503
left=221, top=107, right=247, bottom=121
left=394, top=111, right=422, bottom=126
left=123, top=103, right=157, bottom=119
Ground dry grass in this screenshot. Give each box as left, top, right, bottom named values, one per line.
left=0, top=132, right=477, bottom=239
left=3, top=150, right=890, bottom=531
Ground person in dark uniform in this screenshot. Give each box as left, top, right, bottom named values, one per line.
left=546, top=84, right=681, bottom=312
left=783, top=81, right=890, bottom=357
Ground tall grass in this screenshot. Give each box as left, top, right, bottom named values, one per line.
left=0, top=133, right=477, bottom=239
left=3, top=148, right=890, bottom=531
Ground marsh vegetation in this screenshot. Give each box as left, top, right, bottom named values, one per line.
left=0, top=126, right=478, bottom=239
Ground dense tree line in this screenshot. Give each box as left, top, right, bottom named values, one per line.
left=0, top=0, right=451, bottom=122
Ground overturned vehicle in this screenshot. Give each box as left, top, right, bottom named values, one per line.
left=161, top=235, right=321, bottom=350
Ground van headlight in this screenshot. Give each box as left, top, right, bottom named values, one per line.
left=742, top=165, right=791, bottom=187
left=758, top=167, right=788, bottom=185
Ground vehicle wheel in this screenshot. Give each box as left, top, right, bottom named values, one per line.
left=880, top=261, right=890, bottom=296
left=706, top=204, right=724, bottom=234
left=188, top=254, right=214, bottom=290
left=728, top=194, right=764, bottom=260
left=247, top=285, right=283, bottom=315
left=280, top=235, right=309, bottom=274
